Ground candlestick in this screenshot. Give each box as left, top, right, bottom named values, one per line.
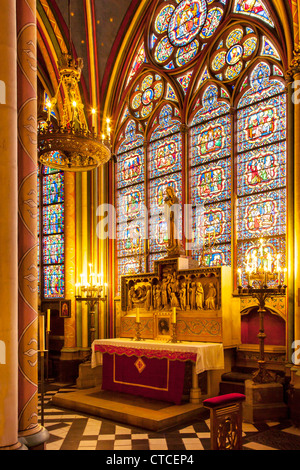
left=47, top=309, right=51, bottom=333
left=39, top=315, right=45, bottom=352
left=172, top=307, right=176, bottom=324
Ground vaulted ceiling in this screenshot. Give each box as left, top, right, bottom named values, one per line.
left=37, top=0, right=136, bottom=123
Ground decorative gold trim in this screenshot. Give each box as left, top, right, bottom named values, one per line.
left=113, top=354, right=170, bottom=391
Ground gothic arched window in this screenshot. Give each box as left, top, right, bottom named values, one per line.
left=37, top=92, right=65, bottom=299
left=114, top=0, right=287, bottom=292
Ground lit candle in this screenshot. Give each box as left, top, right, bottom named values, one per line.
left=91, top=108, right=96, bottom=128
left=246, top=254, right=250, bottom=272
left=172, top=307, right=177, bottom=324
left=47, top=309, right=51, bottom=333
left=72, top=100, right=77, bottom=122
left=86, top=283, right=91, bottom=296
left=277, top=268, right=281, bottom=286
left=75, top=283, right=80, bottom=297
left=264, top=269, right=268, bottom=286
left=259, top=239, right=264, bottom=256
left=237, top=269, right=242, bottom=287
left=46, top=99, right=52, bottom=122
left=267, top=253, right=272, bottom=272
left=246, top=267, right=250, bottom=286
left=276, top=254, right=281, bottom=273
left=252, top=252, right=258, bottom=273
left=106, top=118, right=111, bottom=140
left=136, top=308, right=140, bottom=323
left=39, top=315, right=45, bottom=352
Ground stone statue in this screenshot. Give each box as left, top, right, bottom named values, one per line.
left=179, top=282, right=187, bottom=310
left=145, top=285, right=152, bottom=310
left=155, top=285, right=162, bottom=310
left=205, top=282, right=217, bottom=310
left=189, top=281, right=197, bottom=310
left=164, top=186, right=185, bottom=256
left=196, top=282, right=204, bottom=310
left=128, top=286, right=135, bottom=310
left=161, top=278, right=169, bottom=309
left=170, top=291, right=180, bottom=308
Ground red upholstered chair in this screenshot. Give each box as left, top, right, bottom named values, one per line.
left=203, top=393, right=246, bottom=450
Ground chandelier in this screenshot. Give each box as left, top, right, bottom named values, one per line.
left=38, top=52, right=111, bottom=172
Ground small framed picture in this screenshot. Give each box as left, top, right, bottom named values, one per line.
left=155, top=313, right=171, bottom=342
left=60, top=300, right=71, bottom=318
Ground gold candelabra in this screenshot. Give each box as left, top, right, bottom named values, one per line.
left=75, top=264, right=107, bottom=359
left=38, top=53, right=111, bottom=172
left=237, top=239, right=287, bottom=384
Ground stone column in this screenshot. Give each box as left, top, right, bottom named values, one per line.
left=63, top=171, right=76, bottom=349
left=286, top=37, right=300, bottom=425
left=16, top=0, right=48, bottom=449
left=81, top=172, right=89, bottom=350
left=288, top=48, right=300, bottom=351
left=0, top=0, right=24, bottom=450
left=60, top=171, right=79, bottom=382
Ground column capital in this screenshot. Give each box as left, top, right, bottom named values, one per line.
left=285, top=44, right=300, bottom=83
left=180, top=123, right=189, bottom=134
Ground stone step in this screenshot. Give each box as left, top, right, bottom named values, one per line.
left=52, top=387, right=206, bottom=432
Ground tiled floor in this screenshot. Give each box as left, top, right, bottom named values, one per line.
left=39, top=384, right=300, bottom=451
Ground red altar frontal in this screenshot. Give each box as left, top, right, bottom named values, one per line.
left=91, top=339, right=224, bottom=405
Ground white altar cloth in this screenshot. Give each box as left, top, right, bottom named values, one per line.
left=91, top=338, right=224, bottom=375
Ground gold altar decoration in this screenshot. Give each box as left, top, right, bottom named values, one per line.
left=38, top=52, right=111, bottom=172
left=237, top=239, right=287, bottom=384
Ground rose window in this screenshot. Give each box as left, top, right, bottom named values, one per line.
left=209, top=25, right=259, bottom=82
left=150, top=0, right=227, bottom=70
left=129, top=73, right=164, bottom=120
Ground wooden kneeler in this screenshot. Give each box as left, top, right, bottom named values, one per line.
left=203, top=393, right=246, bottom=450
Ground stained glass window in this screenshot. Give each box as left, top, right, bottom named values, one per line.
left=149, top=104, right=182, bottom=264
left=38, top=164, right=65, bottom=299
left=233, top=0, right=274, bottom=28
left=114, top=0, right=287, bottom=293
left=116, top=120, right=146, bottom=290
left=150, top=0, right=228, bottom=70
left=236, top=61, right=286, bottom=286
left=190, top=84, right=232, bottom=266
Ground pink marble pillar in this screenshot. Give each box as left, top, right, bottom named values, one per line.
left=17, top=0, right=48, bottom=448
left=0, top=0, right=24, bottom=450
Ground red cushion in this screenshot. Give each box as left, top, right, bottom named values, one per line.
left=203, top=393, right=246, bottom=409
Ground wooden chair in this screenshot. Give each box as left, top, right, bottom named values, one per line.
left=203, top=393, right=246, bottom=450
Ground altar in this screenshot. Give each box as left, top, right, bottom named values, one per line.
left=92, top=338, right=224, bottom=405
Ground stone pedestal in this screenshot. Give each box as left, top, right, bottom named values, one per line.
left=287, top=366, right=300, bottom=426
left=243, top=379, right=288, bottom=423
left=76, top=363, right=103, bottom=389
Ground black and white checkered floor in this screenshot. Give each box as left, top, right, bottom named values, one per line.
left=38, top=384, right=300, bottom=451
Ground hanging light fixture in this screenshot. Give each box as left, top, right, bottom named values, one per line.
left=38, top=1, right=111, bottom=172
